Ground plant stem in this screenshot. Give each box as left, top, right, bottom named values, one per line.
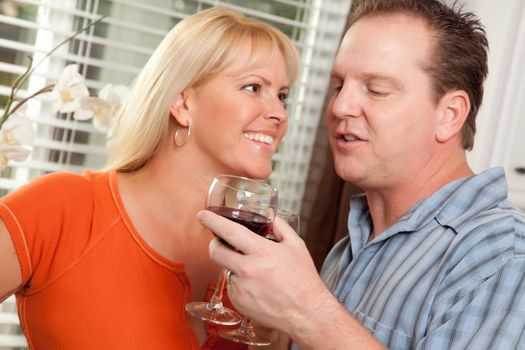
left=1, top=15, right=106, bottom=130
left=6, top=85, right=55, bottom=121
left=11, top=15, right=106, bottom=101
left=9, top=57, right=33, bottom=101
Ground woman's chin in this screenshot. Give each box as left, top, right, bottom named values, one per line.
left=243, top=165, right=272, bottom=180
left=220, top=160, right=272, bottom=180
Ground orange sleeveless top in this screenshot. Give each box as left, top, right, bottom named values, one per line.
left=0, top=171, right=245, bottom=350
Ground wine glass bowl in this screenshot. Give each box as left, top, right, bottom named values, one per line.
left=276, top=208, right=300, bottom=233
left=206, top=175, right=277, bottom=238
left=185, top=175, right=278, bottom=326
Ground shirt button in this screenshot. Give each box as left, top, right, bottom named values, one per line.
left=339, top=296, right=345, bottom=302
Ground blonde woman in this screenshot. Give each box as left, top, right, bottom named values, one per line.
left=0, top=7, right=299, bottom=349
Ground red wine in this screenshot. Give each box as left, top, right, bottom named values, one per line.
left=207, top=206, right=273, bottom=241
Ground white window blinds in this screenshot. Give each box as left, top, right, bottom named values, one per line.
left=0, top=0, right=349, bottom=211
left=0, top=0, right=349, bottom=345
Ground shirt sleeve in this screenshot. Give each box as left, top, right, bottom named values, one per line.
left=0, top=172, right=94, bottom=293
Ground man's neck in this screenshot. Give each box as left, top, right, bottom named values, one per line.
left=364, top=155, right=473, bottom=237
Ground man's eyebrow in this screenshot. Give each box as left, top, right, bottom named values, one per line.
left=361, top=73, right=404, bottom=89
left=328, top=72, right=404, bottom=92
left=329, top=71, right=345, bottom=84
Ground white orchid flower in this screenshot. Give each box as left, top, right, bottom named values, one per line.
left=76, top=84, right=129, bottom=131
left=75, top=96, right=110, bottom=122
left=1, top=0, right=19, bottom=17
left=51, top=64, right=89, bottom=114
left=0, top=107, right=34, bottom=167
left=99, top=84, right=129, bottom=116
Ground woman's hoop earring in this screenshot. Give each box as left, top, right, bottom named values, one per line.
left=174, top=125, right=191, bottom=147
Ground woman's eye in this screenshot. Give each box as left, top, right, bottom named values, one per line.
left=278, top=92, right=288, bottom=104
left=243, top=84, right=261, bottom=93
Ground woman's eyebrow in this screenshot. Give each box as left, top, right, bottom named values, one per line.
left=243, top=74, right=291, bottom=90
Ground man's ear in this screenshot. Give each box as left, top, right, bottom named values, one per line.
left=169, top=89, right=192, bottom=126
left=436, top=90, right=470, bottom=143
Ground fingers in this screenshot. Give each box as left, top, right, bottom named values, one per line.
left=225, top=269, right=233, bottom=286
left=271, top=217, right=289, bottom=242
left=208, top=238, right=245, bottom=274
left=271, top=216, right=301, bottom=245
left=200, top=209, right=304, bottom=284
left=198, top=209, right=271, bottom=254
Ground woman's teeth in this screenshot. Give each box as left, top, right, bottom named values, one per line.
left=244, top=133, right=273, bottom=145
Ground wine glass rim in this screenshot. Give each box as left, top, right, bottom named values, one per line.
left=276, top=208, right=297, bottom=215
left=212, top=174, right=278, bottom=193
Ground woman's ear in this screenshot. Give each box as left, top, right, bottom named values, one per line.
left=435, top=90, right=470, bottom=143
left=169, top=89, right=191, bottom=126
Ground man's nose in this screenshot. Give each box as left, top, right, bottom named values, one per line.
left=330, top=84, right=363, bottom=119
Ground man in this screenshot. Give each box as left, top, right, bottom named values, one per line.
left=197, top=0, right=525, bottom=348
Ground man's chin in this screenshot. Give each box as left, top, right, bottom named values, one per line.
left=335, top=165, right=369, bottom=187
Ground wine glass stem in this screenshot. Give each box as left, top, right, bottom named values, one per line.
left=208, top=269, right=228, bottom=309
left=237, top=317, right=256, bottom=336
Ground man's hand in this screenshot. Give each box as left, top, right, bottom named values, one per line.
left=198, top=210, right=386, bottom=349
left=198, top=210, right=326, bottom=335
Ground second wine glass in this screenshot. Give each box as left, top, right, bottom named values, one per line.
left=219, top=208, right=300, bottom=346
left=185, top=175, right=278, bottom=325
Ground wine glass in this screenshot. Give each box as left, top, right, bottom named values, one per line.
left=185, top=175, right=278, bottom=326
left=219, top=208, right=300, bottom=346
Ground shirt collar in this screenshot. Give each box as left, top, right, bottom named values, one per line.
left=347, top=167, right=508, bottom=251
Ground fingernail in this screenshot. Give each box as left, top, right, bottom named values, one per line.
left=196, top=210, right=205, bottom=222
left=209, top=238, right=216, bottom=256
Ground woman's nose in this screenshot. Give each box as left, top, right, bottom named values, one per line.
left=264, top=96, right=288, bottom=124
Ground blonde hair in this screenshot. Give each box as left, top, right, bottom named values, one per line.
left=105, top=7, right=300, bottom=172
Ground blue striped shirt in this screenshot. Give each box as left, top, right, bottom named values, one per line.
left=317, top=167, right=525, bottom=349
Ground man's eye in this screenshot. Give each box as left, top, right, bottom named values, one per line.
left=330, top=84, right=342, bottom=95
left=368, top=88, right=389, bottom=98
left=243, top=84, right=261, bottom=93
